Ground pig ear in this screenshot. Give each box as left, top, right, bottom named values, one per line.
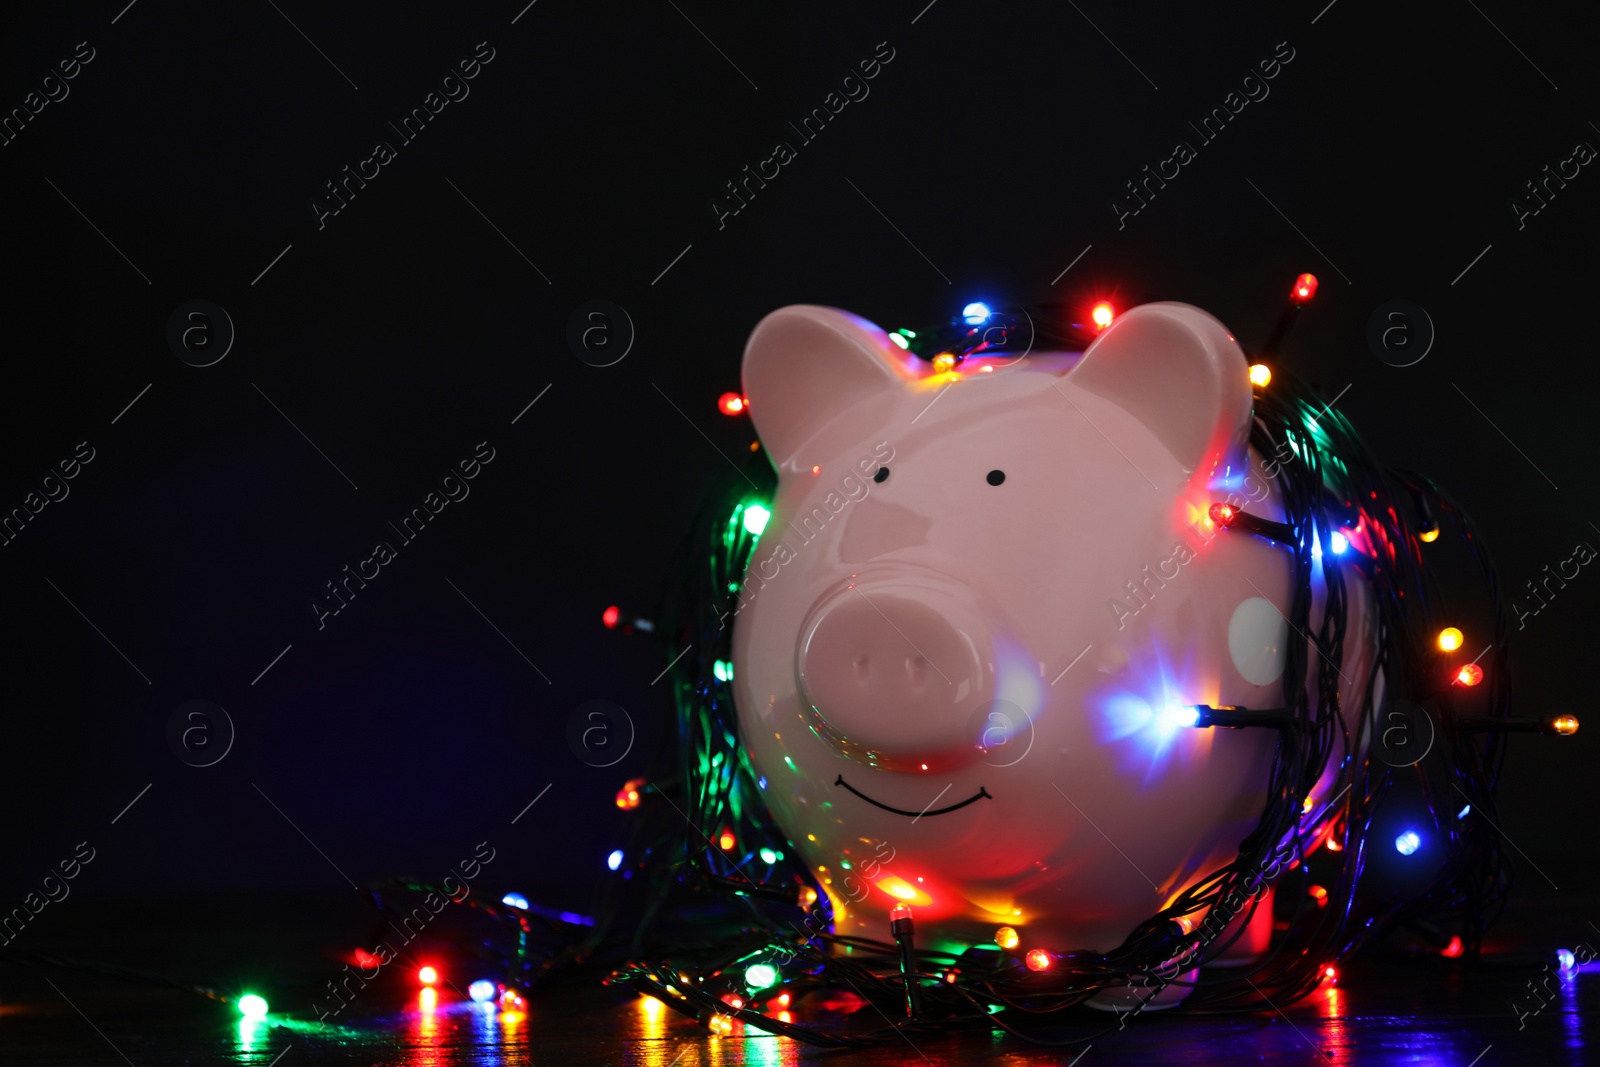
left=1065, top=302, right=1253, bottom=475
left=742, top=305, right=916, bottom=468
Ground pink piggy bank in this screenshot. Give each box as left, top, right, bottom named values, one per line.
left=729, top=302, right=1374, bottom=972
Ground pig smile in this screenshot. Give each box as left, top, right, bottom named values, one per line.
left=834, top=775, right=992, bottom=817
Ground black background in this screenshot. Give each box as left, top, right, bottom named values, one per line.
left=1, top=0, right=1595, bottom=921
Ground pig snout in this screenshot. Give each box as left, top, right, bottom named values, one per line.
left=795, top=568, right=997, bottom=772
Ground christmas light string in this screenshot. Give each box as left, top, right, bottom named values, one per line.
left=3, top=276, right=1577, bottom=1046
left=601, top=275, right=1576, bottom=1045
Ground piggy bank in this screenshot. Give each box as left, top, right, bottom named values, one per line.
left=729, top=302, right=1374, bottom=967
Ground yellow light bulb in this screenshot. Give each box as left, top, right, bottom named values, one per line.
left=932, top=353, right=957, bottom=374
left=1551, top=714, right=1580, bottom=736
left=1437, top=627, right=1464, bottom=652
left=994, top=926, right=1020, bottom=950
left=1249, top=364, right=1271, bottom=388
left=1419, top=527, right=1441, bottom=543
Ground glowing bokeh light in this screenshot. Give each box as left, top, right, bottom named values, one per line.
left=1395, top=830, right=1421, bottom=856
left=237, top=994, right=268, bottom=1019
left=469, top=979, right=497, bottom=1002
left=607, top=849, right=624, bottom=870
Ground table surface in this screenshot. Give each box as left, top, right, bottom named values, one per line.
left=1, top=890, right=1594, bottom=1066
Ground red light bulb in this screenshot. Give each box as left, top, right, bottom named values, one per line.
left=1456, top=663, right=1483, bottom=687
left=418, top=966, right=438, bottom=985
left=1025, top=948, right=1053, bottom=972
left=718, top=392, right=747, bottom=416
left=1091, top=302, right=1114, bottom=329
left=615, top=776, right=645, bottom=810
left=1290, top=273, right=1318, bottom=305
left=1209, top=502, right=1238, bottom=527
left=601, top=605, right=620, bottom=629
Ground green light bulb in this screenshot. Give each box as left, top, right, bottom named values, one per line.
left=237, top=994, right=269, bottom=1019
left=744, top=964, right=779, bottom=990
left=742, top=504, right=771, bottom=536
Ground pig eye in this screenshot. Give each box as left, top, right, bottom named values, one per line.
left=873, top=467, right=890, bottom=484
left=986, top=470, right=1006, bottom=486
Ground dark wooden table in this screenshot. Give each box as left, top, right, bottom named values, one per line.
left=2, top=890, right=1594, bottom=1065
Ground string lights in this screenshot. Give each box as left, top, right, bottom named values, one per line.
left=5, top=273, right=1566, bottom=1050
left=596, top=270, right=1563, bottom=1047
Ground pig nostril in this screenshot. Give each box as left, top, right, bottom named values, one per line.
left=906, top=656, right=926, bottom=688
left=853, top=653, right=870, bottom=679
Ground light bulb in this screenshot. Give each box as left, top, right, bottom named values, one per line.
left=742, top=504, right=770, bottom=536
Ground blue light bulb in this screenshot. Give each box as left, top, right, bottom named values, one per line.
left=1558, top=949, right=1577, bottom=973
left=962, top=302, right=991, bottom=325
left=501, top=892, right=529, bottom=909
left=1162, top=705, right=1199, bottom=729
left=469, top=979, right=497, bottom=1002
left=1394, top=830, right=1421, bottom=856
left=607, top=849, right=624, bottom=871
left=1330, top=532, right=1349, bottom=554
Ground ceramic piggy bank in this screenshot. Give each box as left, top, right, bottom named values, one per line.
left=729, top=302, right=1375, bottom=966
